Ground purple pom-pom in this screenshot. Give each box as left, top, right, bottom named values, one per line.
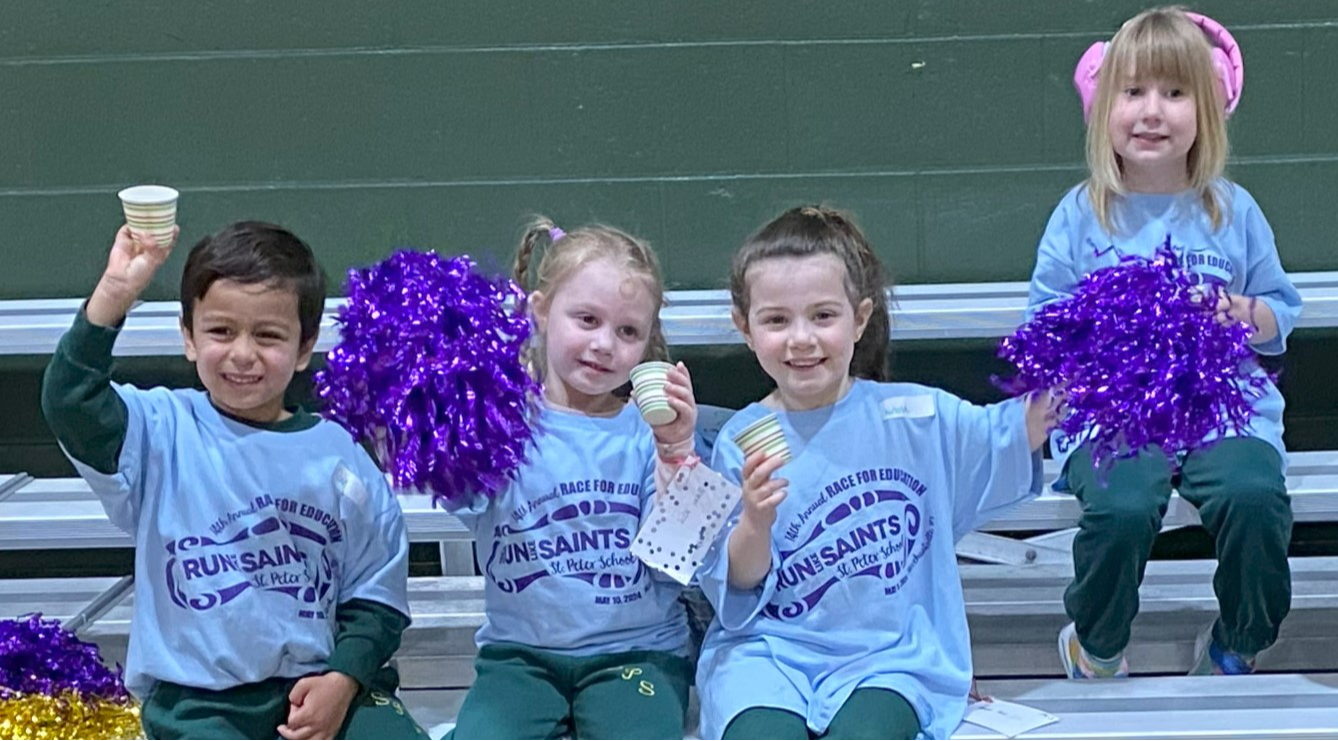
left=998, top=240, right=1270, bottom=471
left=0, top=614, right=129, bottom=701
left=317, top=250, right=540, bottom=506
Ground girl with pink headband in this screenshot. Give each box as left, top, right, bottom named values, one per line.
left=1027, top=6, right=1300, bottom=679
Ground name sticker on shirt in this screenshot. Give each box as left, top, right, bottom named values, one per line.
left=882, top=395, right=936, bottom=420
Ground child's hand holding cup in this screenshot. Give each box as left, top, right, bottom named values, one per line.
left=630, top=361, right=679, bottom=426
left=117, top=185, right=179, bottom=280
left=88, top=186, right=180, bottom=327
left=732, top=412, right=792, bottom=465
left=734, top=412, right=792, bottom=531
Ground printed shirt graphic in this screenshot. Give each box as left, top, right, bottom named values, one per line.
left=69, top=387, right=410, bottom=697
left=450, top=403, right=688, bottom=656
left=696, top=381, right=1041, bottom=740
left=1027, top=182, right=1301, bottom=479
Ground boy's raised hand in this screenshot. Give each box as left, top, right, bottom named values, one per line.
left=86, top=224, right=178, bottom=327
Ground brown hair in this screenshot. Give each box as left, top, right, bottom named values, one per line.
left=181, top=221, right=326, bottom=345
left=729, top=205, right=891, bottom=381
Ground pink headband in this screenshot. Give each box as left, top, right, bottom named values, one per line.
left=1074, top=11, right=1244, bottom=122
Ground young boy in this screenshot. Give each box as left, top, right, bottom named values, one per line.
left=43, top=222, right=427, bottom=740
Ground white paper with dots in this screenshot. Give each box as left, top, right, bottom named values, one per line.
left=632, top=462, right=742, bottom=585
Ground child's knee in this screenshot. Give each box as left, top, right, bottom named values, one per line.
left=1070, top=450, right=1172, bottom=526
left=348, top=692, right=429, bottom=739
left=1216, top=471, right=1291, bottom=521
left=1084, top=493, right=1165, bottom=539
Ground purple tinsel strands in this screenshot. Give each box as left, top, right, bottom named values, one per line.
left=0, top=614, right=129, bottom=701
left=317, top=250, right=540, bottom=507
left=998, top=240, right=1270, bottom=470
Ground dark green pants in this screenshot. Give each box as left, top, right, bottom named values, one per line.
left=142, top=665, right=428, bottom=740
left=450, top=643, right=692, bottom=739
left=1064, top=437, right=1292, bottom=659
left=723, top=688, right=920, bottom=740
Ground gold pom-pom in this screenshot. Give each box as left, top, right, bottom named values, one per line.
left=0, top=692, right=141, bottom=740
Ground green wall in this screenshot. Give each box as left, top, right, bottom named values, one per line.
left=3, top=1, right=1338, bottom=478
left=3, top=1, right=1336, bottom=299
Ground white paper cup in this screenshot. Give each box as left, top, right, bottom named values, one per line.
left=630, top=361, right=677, bottom=426
left=732, top=412, right=792, bottom=464
left=118, top=184, right=179, bottom=248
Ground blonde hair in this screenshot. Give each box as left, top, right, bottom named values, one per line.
left=1085, top=5, right=1231, bottom=234
left=513, top=216, right=669, bottom=380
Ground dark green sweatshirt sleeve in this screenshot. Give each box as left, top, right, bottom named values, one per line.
left=40, top=309, right=129, bottom=475
left=327, top=598, right=411, bottom=693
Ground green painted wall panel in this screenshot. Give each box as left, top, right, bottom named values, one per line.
left=658, top=175, right=922, bottom=286
left=4, top=47, right=796, bottom=186
left=904, top=1, right=1338, bottom=37
left=4, top=159, right=1335, bottom=301
left=1229, top=29, right=1308, bottom=157
left=4, top=1, right=1338, bottom=471
left=0, top=181, right=670, bottom=300
left=1232, top=162, right=1338, bottom=274
left=4, top=53, right=543, bottom=186
left=785, top=38, right=1054, bottom=171
left=13, top=29, right=1323, bottom=189
left=7, top=1, right=1338, bottom=60
left=531, top=45, right=790, bottom=177
left=919, top=169, right=1079, bottom=283
left=1304, top=26, right=1338, bottom=153
left=4, top=2, right=1335, bottom=301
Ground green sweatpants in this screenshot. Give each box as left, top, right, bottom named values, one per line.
left=449, top=642, right=692, bottom=739
left=1064, top=437, right=1292, bottom=659
left=141, top=665, right=428, bottom=740
left=722, top=688, right=921, bottom=740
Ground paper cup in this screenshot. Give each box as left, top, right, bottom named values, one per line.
left=118, top=185, right=179, bottom=249
left=630, top=360, right=674, bottom=384
left=732, top=412, right=792, bottom=464
left=630, top=361, right=677, bottom=426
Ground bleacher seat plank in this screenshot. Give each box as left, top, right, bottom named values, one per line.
left=960, top=673, right=1338, bottom=739
left=4, top=272, right=1338, bottom=355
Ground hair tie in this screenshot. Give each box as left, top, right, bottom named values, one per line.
left=549, top=226, right=566, bottom=242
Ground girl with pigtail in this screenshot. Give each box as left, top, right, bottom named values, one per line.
left=447, top=217, right=699, bottom=739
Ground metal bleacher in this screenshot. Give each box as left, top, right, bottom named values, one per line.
left=3, top=280, right=1338, bottom=738
left=6, top=450, right=1338, bottom=560
left=6, top=272, right=1338, bottom=354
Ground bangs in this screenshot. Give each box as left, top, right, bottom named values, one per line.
left=1108, top=12, right=1216, bottom=96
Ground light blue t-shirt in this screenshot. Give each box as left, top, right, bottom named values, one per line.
left=1028, top=181, right=1301, bottom=481
left=697, top=380, right=1042, bottom=739
left=451, top=402, right=688, bottom=656
left=67, top=387, right=411, bottom=698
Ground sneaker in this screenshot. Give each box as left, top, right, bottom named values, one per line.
left=1058, top=622, right=1129, bottom=679
left=1189, top=620, right=1256, bottom=676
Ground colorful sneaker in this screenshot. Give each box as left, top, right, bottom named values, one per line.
left=1058, top=622, right=1129, bottom=678
left=1189, top=621, right=1256, bottom=675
